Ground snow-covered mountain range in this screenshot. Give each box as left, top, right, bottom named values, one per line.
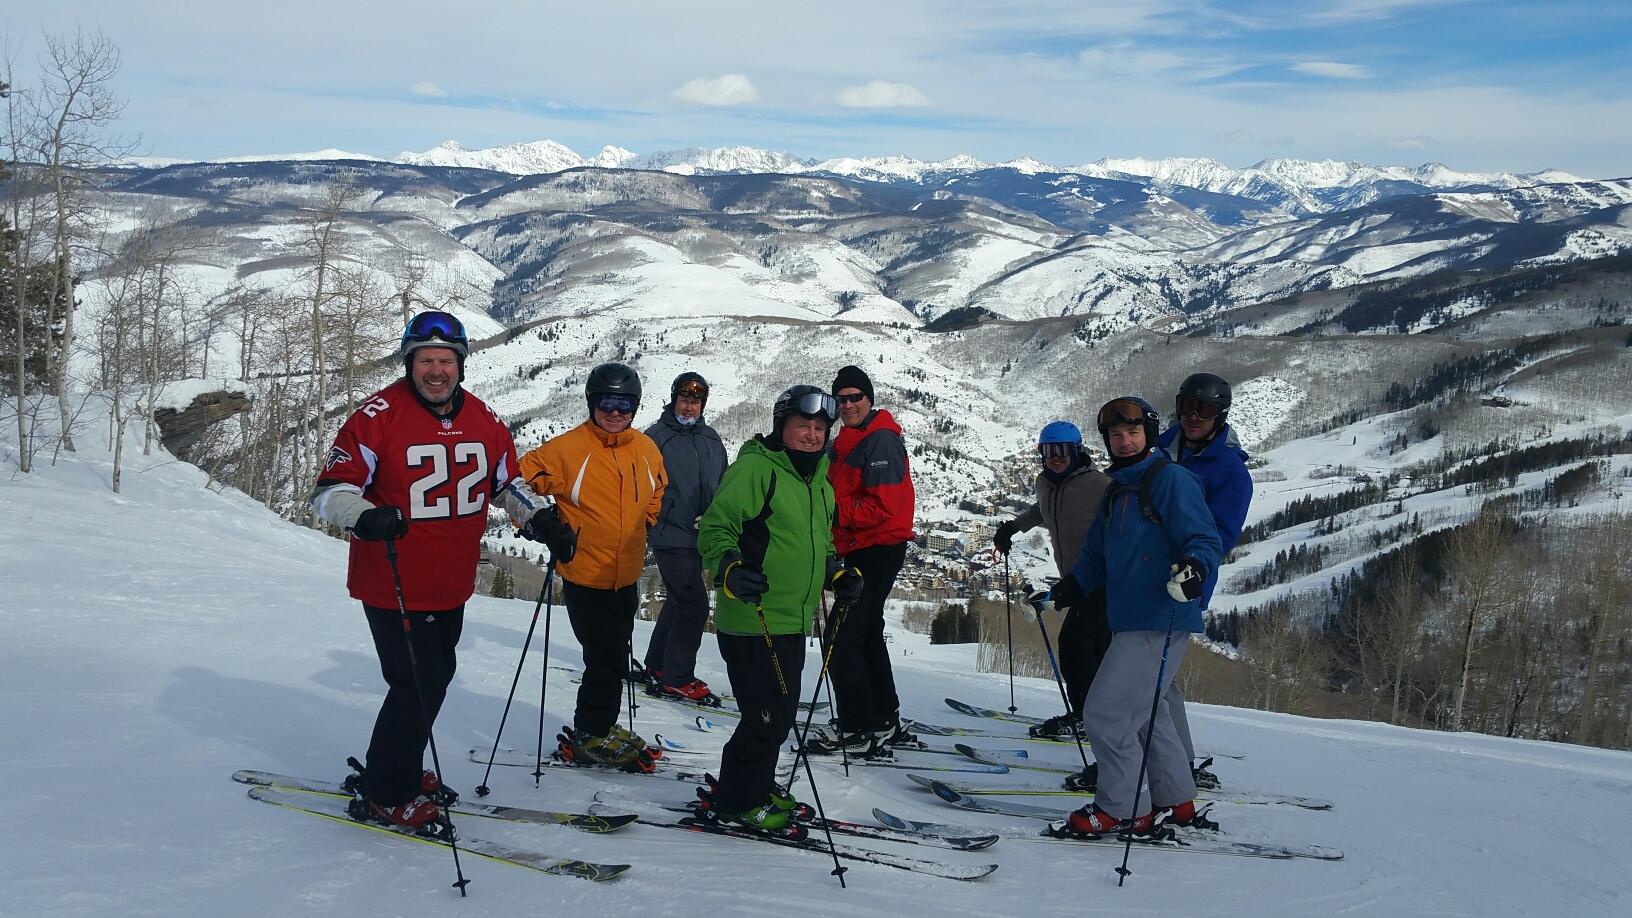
left=158, top=138, right=1603, bottom=220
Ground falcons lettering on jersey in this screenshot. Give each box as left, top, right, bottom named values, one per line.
left=321, top=378, right=524, bottom=610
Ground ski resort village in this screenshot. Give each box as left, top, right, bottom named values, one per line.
left=4, top=7, right=1632, bottom=917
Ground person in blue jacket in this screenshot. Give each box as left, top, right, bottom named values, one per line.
left=1157, top=372, right=1253, bottom=787
left=1048, top=395, right=1222, bottom=838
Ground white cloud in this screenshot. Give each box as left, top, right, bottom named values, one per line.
left=835, top=80, right=932, bottom=108
left=1292, top=61, right=1372, bottom=79
left=409, top=81, right=449, bottom=98
left=1309, top=0, right=1452, bottom=23
left=672, top=74, right=759, bottom=106
left=1078, top=41, right=1242, bottom=82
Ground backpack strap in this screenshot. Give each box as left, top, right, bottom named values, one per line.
left=1137, top=454, right=1170, bottom=526
left=1101, top=454, right=1171, bottom=527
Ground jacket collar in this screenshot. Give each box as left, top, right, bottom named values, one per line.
left=1160, top=423, right=1242, bottom=462
left=582, top=418, right=637, bottom=448
left=660, top=406, right=707, bottom=432
left=1108, top=448, right=1161, bottom=483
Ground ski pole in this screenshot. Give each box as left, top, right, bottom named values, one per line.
left=1026, top=589, right=1092, bottom=774
left=1004, top=552, right=1016, bottom=713
left=787, top=596, right=850, bottom=791
left=1116, top=603, right=1180, bottom=887
left=474, top=562, right=555, bottom=798
left=383, top=538, right=470, bottom=897
left=755, top=604, right=848, bottom=888
left=533, top=565, right=556, bottom=788
left=625, top=636, right=640, bottom=733
left=813, top=591, right=852, bottom=777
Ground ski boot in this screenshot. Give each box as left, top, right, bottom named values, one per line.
left=874, top=718, right=920, bottom=750
left=419, top=770, right=460, bottom=807
left=1191, top=756, right=1221, bottom=790
left=691, top=788, right=809, bottom=840
left=695, top=774, right=817, bottom=823
left=346, top=794, right=450, bottom=839
left=799, top=725, right=876, bottom=757
left=658, top=679, right=723, bottom=707
left=1062, top=762, right=1097, bottom=793
left=1161, top=800, right=1220, bottom=831
left=625, top=660, right=659, bottom=688
left=340, top=756, right=459, bottom=807
left=767, top=783, right=817, bottom=823
left=1045, top=804, right=1159, bottom=840
left=1029, top=712, right=1083, bottom=739
left=557, top=726, right=658, bottom=773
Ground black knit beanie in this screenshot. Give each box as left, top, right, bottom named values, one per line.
left=831, top=365, right=874, bottom=403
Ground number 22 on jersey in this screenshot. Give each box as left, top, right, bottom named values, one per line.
left=406, top=442, right=489, bottom=519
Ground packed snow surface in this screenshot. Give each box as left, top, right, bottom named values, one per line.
left=4, top=409, right=1631, bottom=917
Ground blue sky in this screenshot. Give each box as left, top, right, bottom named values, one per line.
left=8, top=0, right=1631, bottom=176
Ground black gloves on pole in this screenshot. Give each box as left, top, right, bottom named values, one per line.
left=993, top=519, right=1019, bottom=555
left=523, top=505, right=578, bottom=563
left=352, top=506, right=408, bottom=541
left=718, top=552, right=768, bottom=604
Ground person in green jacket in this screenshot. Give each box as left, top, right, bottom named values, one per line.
left=694, top=385, right=863, bottom=834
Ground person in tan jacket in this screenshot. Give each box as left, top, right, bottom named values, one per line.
left=520, top=362, right=667, bottom=770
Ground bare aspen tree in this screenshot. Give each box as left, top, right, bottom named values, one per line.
left=1384, top=551, right=1427, bottom=725
left=3, top=59, right=47, bottom=472
left=293, top=177, right=363, bottom=522
left=32, top=30, right=133, bottom=454
left=1573, top=513, right=1631, bottom=744
left=1443, top=506, right=1517, bottom=732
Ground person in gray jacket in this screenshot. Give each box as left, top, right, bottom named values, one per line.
left=993, top=421, right=1112, bottom=738
left=638, top=372, right=729, bottom=703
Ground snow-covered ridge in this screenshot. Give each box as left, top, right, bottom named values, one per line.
left=143, top=139, right=1600, bottom=215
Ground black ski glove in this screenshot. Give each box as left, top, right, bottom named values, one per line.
left=993, top=519, right=1019, bottom=555
left=828, top=564, right=864, bottom=606
left=1167, top=557, right=1205, bottom=603
left=718, top=552, right=768, bottom=604
left=352, top=506, right=408, bottom=541
left=1050, top=573, right=1087, bottom=611
left=523, top=505, right=577, bottom=563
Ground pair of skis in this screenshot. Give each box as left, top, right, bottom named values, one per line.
left=588, top=791, right=999, bottom=881
left=895, top=777, right=1344, bottom=861
left=234, top=771, right=633, bottom=880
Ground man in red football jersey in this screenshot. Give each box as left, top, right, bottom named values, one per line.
left=311, top=311, right=576, bottom=830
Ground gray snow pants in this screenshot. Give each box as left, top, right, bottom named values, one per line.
left=1166, top=680, right=1196, bottom=762
left=1082, top=630, right=1196, bottom=819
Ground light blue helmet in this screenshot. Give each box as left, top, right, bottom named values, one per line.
left=1039, top=421, right=1083, bottom=447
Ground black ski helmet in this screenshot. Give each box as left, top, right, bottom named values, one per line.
left=1095, top=395, right=1161, bottom=452
left=585, top=362, right=641, bottom=415
left=771, top=384, right=838, bottom=440
left=670, top=371, right=709, bottom=410
left=1176, top=372, right=1232, bottom=425
left=400, top=311, right=469, bottom=381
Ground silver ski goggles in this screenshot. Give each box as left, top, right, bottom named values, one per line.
left=792, top=391, right=838, bottom=421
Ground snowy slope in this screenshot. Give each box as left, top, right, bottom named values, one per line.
left=5, top=404, right=1632, bottom=917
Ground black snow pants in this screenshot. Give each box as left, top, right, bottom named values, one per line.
left=714, top=632, right=805, bottom=813
left=362, top=603, right=464, bottom=806
left=643, top=546, right=711, bottom=688
left=1059, top=587, right=1112, bottom=715
left=826, top=541, right=907, bottom=734
left=562, top=579, right=639, bottom=737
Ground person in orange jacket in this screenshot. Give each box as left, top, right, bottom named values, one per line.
left=519, top=362, right=667, bottom=770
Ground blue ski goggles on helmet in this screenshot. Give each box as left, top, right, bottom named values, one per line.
left=402, top=311, right=468, bottom=355
left=791, top=391, right=838, bottom=421
left=595, top=394, right=636, bottom=416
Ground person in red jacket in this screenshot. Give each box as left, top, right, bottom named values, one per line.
left=311, top=311, right=574, bottom=831
left=805, top=365, right=917, bottom=758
